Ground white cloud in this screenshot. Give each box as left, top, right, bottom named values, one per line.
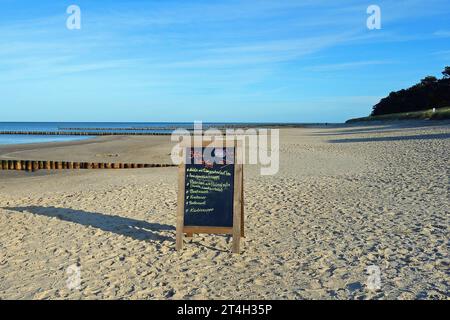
left=434, top=30, right=450, bottom=37
left=304, top=60, right=391, bottom=72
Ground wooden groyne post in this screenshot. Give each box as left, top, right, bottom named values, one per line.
left=0, top=160, right=176, bottom=172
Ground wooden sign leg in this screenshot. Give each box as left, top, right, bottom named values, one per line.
left=232, top=163, right=243, bottom=254
left=176, top=165, right=186, bottom=251
left=241, top=166, right=245, bottom=238
left=176, top=229, right=184, bottom=250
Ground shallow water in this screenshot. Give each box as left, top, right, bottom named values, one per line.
left=0, top=135, right=95, bottom=145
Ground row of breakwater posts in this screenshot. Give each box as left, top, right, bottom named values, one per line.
left=59, top=127, right=196, bottom=131
left=0, top=131, right=240, bottom=136
left=0, top=131, right=173, bottom=136
left=57, top=125, right=279, bottom=131
left=0, top=160, right=176, bottom=172
left=0, top=131, right=263, bottom=136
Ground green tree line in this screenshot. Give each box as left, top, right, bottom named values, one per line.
left=371, top=66, right=450, bottom=116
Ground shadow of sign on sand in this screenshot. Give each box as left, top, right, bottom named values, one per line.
left=4, top=206, right=175, bottom=242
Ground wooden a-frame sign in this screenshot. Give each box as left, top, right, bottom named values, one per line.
left=176, top=139, right=244, bottom=254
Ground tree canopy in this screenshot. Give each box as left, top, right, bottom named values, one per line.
left=371, top=66, right=450, bottom=116
left=443, top=66, right=450, bottom=79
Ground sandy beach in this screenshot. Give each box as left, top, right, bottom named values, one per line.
left=0, top=121, right=449, bottom=300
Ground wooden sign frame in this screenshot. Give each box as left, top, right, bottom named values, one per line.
left=176, top=139, right=244, bottom=254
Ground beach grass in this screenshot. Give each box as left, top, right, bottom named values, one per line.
left=346, top=106, right=450, bottom=123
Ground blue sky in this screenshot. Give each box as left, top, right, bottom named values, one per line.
left=0, top=0, right=449, bottom=122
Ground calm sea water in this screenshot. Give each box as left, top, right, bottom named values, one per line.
left=0, top=122, right=248, bottom=145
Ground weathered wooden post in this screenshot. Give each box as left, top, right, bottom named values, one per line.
left=25, top=160, right=31, bottom=172
left=32, top=161, right=39, bottom=171
left=14, top=160, right=22, bottom=170
left=44, top=161, right=50, bottom=170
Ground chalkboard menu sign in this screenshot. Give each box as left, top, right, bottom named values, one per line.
left=184, top=147, right=235, bottom=227
left=176, top=140, right=244, bottom=254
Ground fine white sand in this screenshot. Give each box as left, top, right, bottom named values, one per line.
left=0, top=122, right=449, bottom=299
